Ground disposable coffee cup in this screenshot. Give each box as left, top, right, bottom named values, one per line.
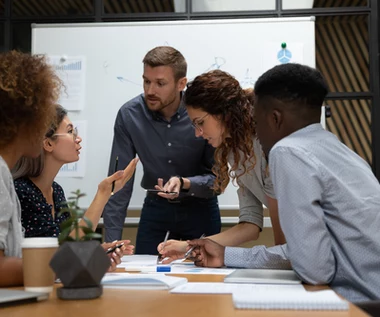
left=21, top=237, right=59, bottom=293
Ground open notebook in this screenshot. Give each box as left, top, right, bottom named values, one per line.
left=0, top=289, right=49, bottom=307
left=233, top=287, right=349, bottom=311
left=224, top=269, right=301, bottom=284
left=101, top=273, right=187, bottom=290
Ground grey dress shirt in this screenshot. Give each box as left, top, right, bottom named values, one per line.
left=225, top=124, right=380, bottom=302
left=103, top=94, right=217, bottom=241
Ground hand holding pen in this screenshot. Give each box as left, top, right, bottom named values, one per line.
left=157, top=230, right=170, bottom=264
left=186, top=236, right=226, bottom=268
left=184, top=233, right=206, bottom=259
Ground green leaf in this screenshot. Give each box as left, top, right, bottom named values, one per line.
left=81, top=216, right=93, bottom=230
left=81, top=233, right=102, bottom=241
left=79, top=226, right=93, bottom=235
left=59, top=226, right=75, bottom=244
left=60, top=218, right=74, bottom=230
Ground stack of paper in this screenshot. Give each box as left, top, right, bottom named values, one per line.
left=101, top=273, right=187, bottom=290
left=224, top=269, right=301, bottom=284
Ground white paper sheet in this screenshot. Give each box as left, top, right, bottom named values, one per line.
left=171, top=282, right=305, bottom=294
left=119, top=255, right=236, bottom=275
left=49, top=55, right=86, bottom=111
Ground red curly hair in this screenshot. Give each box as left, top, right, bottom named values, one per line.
left=184, top=70, right=256, bottom=193
left=0, top=51, right=62, bottom=149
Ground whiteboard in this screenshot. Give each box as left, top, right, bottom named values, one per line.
left=32, top=17, right=315, bottom=210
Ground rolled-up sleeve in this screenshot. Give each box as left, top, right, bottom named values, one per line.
left=237, top=186, right=264, bottom=229
left=186, top=142, right=217, bottom=199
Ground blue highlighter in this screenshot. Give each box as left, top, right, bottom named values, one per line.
left=156, top=265, right=171, bottom=272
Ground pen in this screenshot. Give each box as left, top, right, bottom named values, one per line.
left=106, top=242, right=124, bottom=254
left=157, top=230, right=170, bottom=263
left=184, top=233, right=206, bottom=259
left=111, top=156, right=119, bottom=195
left=145, top=189, right=178, bottom=195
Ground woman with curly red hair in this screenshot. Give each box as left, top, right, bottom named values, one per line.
left=0, top=51, right=61, bottom=286
left=157, top=70, right=285, bottom=262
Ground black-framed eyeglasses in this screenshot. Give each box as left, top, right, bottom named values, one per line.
left=53, top=127, right=78, bottom=141
left=191, top=114, right=209, bottom=133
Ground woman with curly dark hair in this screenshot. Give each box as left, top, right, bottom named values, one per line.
left=0, top=51, right=61, bottom=286
left=157, top=70, right=285, bottom=263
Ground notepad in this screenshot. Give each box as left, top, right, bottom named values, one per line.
left=224, top=269, right=301, bottom=284
left=101, top=273, right=188, bottom=290
left=233, top=288, right=349, bottom=311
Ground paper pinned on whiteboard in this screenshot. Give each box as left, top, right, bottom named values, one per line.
left=48, top=55, right=86, bottom=111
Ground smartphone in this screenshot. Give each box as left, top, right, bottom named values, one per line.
left=106, top=242, right=124, bottom=254
left=145, top=189, right=178, bottom=195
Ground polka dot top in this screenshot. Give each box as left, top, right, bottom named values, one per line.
left=14, top=177, right=70, bottom=238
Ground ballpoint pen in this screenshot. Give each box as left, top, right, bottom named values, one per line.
left=157, top=230, right=170, bottom=264
left=183, top=233, right=206, bottom=259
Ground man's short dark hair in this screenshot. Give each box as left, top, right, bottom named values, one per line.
left=143, top=46, right=187, bottom=81
left=254, top=63, right=328, bottom=109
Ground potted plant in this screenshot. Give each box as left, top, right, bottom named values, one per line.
left=50, top=190, right=110, bottom=300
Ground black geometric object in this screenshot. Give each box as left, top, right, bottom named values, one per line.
left=50, top=240, right=110, bottom=300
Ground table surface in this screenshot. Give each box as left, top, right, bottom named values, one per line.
left=3, top=273, right=369, bottom=317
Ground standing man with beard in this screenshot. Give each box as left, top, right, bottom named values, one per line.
left=103, top=46, right=221, bottom=254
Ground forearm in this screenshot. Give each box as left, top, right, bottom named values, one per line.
left=224, top=244, right=291, bottom=269
left=208, top=222, right=260, bottom=246
left=0, top=256, right=23, bottom=286
left=80, top=190, right=109, bottom=231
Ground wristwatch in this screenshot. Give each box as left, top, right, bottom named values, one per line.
left=176, top=176, right=184, bottom=190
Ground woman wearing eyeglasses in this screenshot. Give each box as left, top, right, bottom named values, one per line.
left=158, top=70, right=285, bottom=263
left=12, top=105, right=138, bottom=269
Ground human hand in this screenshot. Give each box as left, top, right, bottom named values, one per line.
left=187, top=238, right=225, bottom=268
left=103, top=239, right=134, bottom=255
left=155, top=177, right=180, bottom=199
left=101, top=241, right=125, bottom=272
left=156, top=240, right=188, bottom=264
left=98, top=158, right=139, bottom=195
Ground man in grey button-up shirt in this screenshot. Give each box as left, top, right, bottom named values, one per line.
left=103, top=46, right=220, bottom=254
left=189, top=64, right=380, bottom=303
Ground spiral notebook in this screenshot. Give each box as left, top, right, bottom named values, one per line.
left=233, top=287, right=349, bottom=311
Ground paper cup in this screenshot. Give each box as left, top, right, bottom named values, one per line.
left=21, top=237, right=59, bottom=293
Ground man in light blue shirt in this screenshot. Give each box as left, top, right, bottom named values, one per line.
left=188, top=63, right=380, bottom=302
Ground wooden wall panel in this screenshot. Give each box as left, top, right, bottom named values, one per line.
left=315, top=10, right=371, bottom=165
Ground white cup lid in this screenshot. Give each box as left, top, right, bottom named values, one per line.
left=21, top=237, right=59, bottom=248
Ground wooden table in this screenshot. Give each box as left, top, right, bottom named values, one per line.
left=3, top=274, right=370, bottom=316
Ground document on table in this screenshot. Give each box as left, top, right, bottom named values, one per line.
left=119, top=255, right=235, bottom=275
left=102, top=273, right=187, bottom=290
left=171, top=282, right=305, bottom=294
